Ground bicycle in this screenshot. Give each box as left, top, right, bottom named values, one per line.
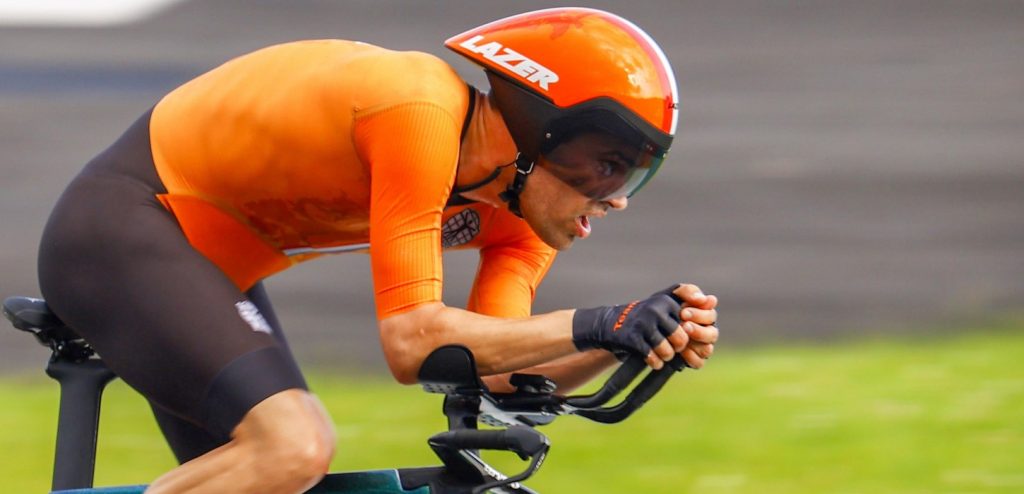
left=3, top=295, right=687, bottom=493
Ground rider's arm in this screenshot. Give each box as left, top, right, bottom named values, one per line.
left=378, top=218, right=637, bottom=389
left=356, top=95, right=580, bottom=383
left=379, top=303, right=578, bottom=384
left=378, top=284, right=718, bottom=385
left=379, top=279, right=717, bottom=384
left=482, top=350, right=619, bottom=394
left=460, top=220, right=619, bottom=392
left=463, top=211, right=555, bottom=319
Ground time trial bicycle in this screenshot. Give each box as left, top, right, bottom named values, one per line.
left=3, top=295, right=686, bottom=493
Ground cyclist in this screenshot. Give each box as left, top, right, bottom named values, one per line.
left=36, top=8, right=718, bottom=494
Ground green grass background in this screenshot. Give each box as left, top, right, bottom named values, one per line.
left=2, top=321, right=1022, bottom=493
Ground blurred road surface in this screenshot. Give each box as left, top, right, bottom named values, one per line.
left=1, top=0, right=1022, bottom=373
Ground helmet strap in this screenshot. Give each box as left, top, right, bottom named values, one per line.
left=498, top=153, right=535, bottom=218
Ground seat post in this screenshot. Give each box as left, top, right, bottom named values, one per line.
left=45, top=358, right=117, bottom=491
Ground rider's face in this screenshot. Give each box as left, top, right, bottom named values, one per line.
left=542, top=132, right=644, bottom=201
left=519, top=132, right=631, bottom=250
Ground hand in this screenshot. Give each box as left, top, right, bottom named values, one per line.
left=661, top=284, right=718, bottom=369
left=572, top=284, right=719, bottom=370
left=571, top=286, right=681, bottom=367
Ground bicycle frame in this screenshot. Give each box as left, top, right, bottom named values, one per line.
left=3, top=295, right=686, bottom=494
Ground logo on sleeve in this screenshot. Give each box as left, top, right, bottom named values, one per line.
left=460, top=35, right=559, bottom=91
left=442, top=209, right=481, bottom=248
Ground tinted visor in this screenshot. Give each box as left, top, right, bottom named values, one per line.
left=539, top=129, right=667, bottom=201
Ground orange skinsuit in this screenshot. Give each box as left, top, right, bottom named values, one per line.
left=149, top=40, right=555, bottom=319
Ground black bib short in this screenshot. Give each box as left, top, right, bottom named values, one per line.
left=37, top=110, right=309, bottom=463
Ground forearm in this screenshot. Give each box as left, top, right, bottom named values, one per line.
left=378, top=302, right=578, bottom=384
left=481, top=350, right=618, bottom=394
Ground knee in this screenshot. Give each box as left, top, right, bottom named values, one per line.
left=266, top=420, right=335, bottom=486
left=235, top=391, right=337, bottom=490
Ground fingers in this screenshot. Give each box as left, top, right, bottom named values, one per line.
left=647, top=348, right=663, bottom=368
left=645, top=334, right=680, bottom=370
left=645, top=334, right=715, bottom=370
left=683, top=321, right=718, bottom=344
left=688, top=342, right=714, bottom=359
left=640, top=283, right=719, bottom=370
left=645, top=350, right=665, bottom=370
left=683, top=346, right=706, bottom=369
left=666, top=326, right=688, bottom=352
left=681, top=307, right=717, bottom=326
left=672, top=284, right=717, bottom=310
left=653, top=338, right=675, bottom=361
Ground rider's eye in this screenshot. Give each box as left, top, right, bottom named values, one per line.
left=596, top=160, right=626, bottom=178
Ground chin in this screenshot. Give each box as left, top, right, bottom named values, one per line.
left=521, top=210, right=572, bottom=250
left=553, top=239, right=574, bottom=251
left=552, top=233, right=577, bottom=251
left=534, top=229, right=574, bottom=251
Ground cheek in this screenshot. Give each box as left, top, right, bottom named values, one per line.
left=523, top=167, right=588, bottom=218
left=521, top=207, right=563, bottom=248
left=545, top=171, right=589, bottom=204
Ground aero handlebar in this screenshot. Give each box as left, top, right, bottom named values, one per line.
left=416, top=346, right=688, bottom=492
left=569, top=354, right=688, bottom=423
left=429, top=426, right=548, bottom=460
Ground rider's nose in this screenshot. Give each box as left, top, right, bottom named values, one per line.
left=605, top=196, right=628, bottom=210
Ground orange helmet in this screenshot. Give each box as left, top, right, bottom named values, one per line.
left=446, top=7, right=679, bottom=205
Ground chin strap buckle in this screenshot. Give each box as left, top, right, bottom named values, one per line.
left=498, top=153, right=535, bottom=218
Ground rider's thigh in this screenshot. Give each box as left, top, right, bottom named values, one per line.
left=146, top=389, right=335, bottom=494
left=151, top=281, right=297, bottom=464
left=151, top=402, right=228, bottom=464
left=38, top=110, right=308, bottom=443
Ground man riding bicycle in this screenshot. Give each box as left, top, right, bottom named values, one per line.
left=36, top=8, right=719, bottom=494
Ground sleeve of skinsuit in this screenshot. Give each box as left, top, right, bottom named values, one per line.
left=466, top=209, right=557, bottom=318
left=355, top=102, right=462, bottom=319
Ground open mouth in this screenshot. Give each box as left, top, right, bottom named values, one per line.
left=575, top=215, right=592, bottom=239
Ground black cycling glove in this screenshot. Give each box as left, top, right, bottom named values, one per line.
left=572, top=285, right=683, bottom=358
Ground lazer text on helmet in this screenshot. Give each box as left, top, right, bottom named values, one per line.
left=460, top=35, right=559, bottom=90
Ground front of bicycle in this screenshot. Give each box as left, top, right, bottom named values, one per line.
left=407, top=345, right=688, bottom=494
left=3, top=295, right=686, bottom=494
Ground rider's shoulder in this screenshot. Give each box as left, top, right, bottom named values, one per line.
left=364, top=49, right=466, bottom=104
left=248, top=41, right=467, bottom=123
left=248, top=40, right=460, bottom=87
left=376, top=51, right=464, bottom=95
left=376, top=48, right=452, bottom=72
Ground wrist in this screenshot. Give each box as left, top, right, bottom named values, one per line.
left=571, top=305, right=617, bottom=351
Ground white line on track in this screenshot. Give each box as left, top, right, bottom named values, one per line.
left=0, top=0, right=188, bottom=27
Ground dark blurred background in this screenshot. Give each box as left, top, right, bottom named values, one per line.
left=2, top=0, right=1022, bottom=374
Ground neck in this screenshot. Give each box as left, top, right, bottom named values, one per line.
left=456, top=91, right=519, bottom=208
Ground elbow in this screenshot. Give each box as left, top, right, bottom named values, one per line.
left=383, top=345, right=421, bottom=385
left=388, top=362, right=420, bottom=386
left=378, top=303, right=446, bottom=385
left=379, top=328, right=422, bottom=385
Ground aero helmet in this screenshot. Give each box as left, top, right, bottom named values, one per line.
left=446, top=7, right=679, bottom=212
